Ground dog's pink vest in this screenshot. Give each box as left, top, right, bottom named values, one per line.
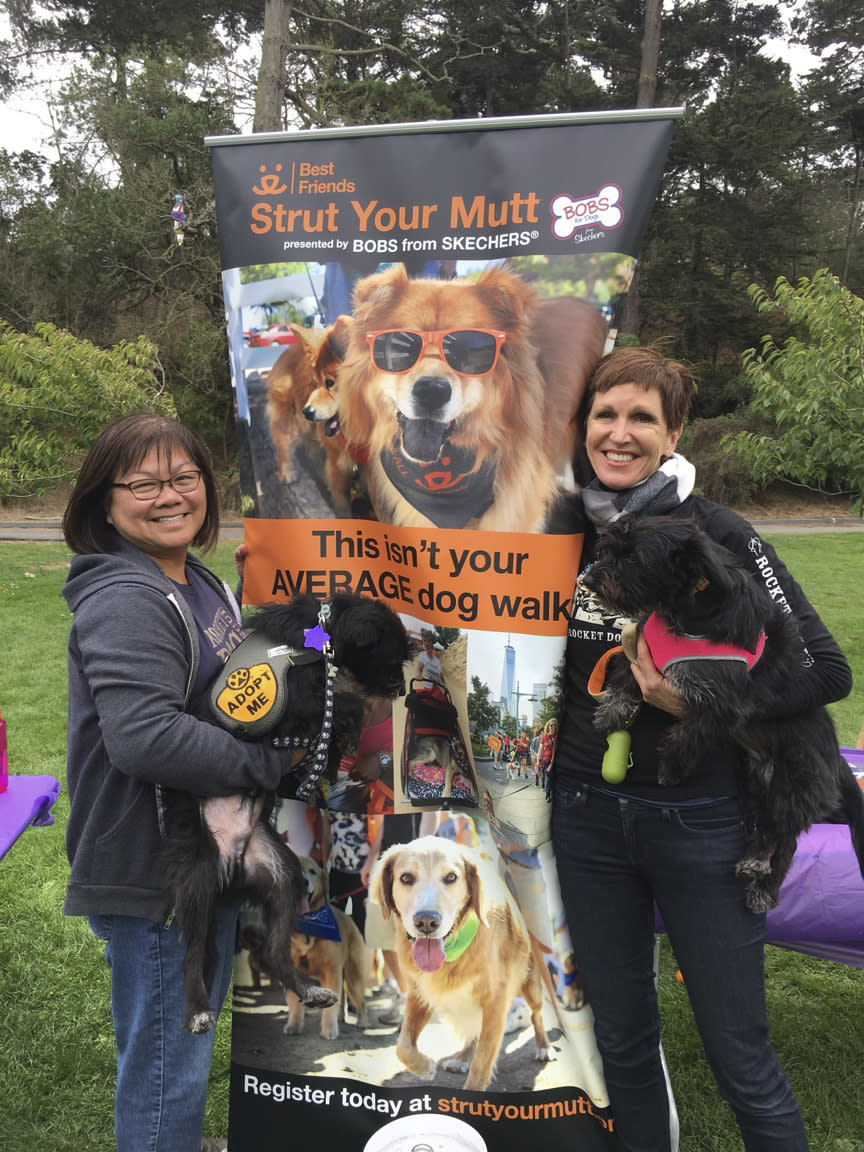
left=643, top=612, right=766, bottom=675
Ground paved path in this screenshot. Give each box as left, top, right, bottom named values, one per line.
left=0, top=520, right=246, bottom=542
left=1, top=517, right=863, bottom=542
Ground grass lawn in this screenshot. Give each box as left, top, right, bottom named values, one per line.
left=1, top=534, right=863, bottom=1152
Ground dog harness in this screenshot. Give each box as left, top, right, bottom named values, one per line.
left=208, top=603, right=338, bottom=802
left=642, top=612, right=766, bottom=675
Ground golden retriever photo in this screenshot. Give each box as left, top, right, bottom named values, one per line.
left=333, top=264, right=606, bottom=531
left=284, top=855, right=369, bottom=1040
left=369, top=835, right=556, bottom=1090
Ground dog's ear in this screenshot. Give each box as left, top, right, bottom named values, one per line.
left=475, top=265, right=535, bottom=336
left=461, top=854, right=489, bottom=927
left=327, top=315, right=353, bottom=361
left=369, top=848, right=397, bottom=920
left=273, top=325, right=315, bottom=373
left=351, top=264, right=408, bottom=320
left=681, top=528, right=739, bottom=602
left=250, top=596, right=321, bottom=647
left=329, top=597, right=409, bottom=694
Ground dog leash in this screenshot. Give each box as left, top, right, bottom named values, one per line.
left=291, top=602, right=336, bottom=803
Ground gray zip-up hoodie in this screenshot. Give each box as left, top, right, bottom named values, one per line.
left=62, top=534, right=288, bottom=922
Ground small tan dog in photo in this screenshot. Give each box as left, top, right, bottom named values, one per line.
left=265, top=323, right=356, bottom=515
left=370, top=835, right=555, bottom=1090
left=284, top=855, right=369, bottom=1040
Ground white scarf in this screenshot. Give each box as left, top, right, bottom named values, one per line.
left=581, top=453, right=696, bottom=526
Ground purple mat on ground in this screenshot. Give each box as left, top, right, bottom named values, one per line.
left=0, top=775, right=61, bottom=860
left=657, top=751, right=864, bottom=967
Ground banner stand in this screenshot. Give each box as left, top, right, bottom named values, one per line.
left=208, top=108, right=683, bottom=1152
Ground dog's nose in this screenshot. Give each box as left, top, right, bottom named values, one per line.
left=412, top=376, right=451, bottom=412
left=412, top=909, right=442, bottom=936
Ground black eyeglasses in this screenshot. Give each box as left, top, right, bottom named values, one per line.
left=111, top=470, right=202, bottom=501
left=366, top=328, right=507, bottom=377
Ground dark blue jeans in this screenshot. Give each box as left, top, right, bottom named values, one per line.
left=90, top=906, right=239, bottom=1152
left=552, top=779, right=809, bottom=1152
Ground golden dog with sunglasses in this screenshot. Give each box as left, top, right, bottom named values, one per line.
left=334, top=264, right=606, bottom=532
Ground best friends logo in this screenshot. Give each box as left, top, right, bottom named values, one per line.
left=550, top=184, right=622, bottom=238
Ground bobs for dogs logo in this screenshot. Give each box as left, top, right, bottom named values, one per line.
left=551, top=184, right=623, bottom=238
left=214, top=663, right=278, bottom=721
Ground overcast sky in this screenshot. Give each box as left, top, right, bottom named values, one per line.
left=0, top=14, right=817, bottom=159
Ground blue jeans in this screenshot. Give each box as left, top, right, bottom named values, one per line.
left=89, top=905, right=239, bottom=1152
left=551, top=779, right=809, bottom=1152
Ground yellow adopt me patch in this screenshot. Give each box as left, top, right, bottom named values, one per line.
left=209, top=628, right=324, bottom=739
left=213, top=663, right=278, bottom=725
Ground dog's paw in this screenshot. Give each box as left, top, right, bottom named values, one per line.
left=354, top=1007, right=369, bottom=1029
left=535, top=1044, right=558, bottom=1064
left=303, top=985, right=339, bottom=1008
left=440, top=1056, right=470, bottom=1076
left=396, top=1047, right=438, bottom=1081
left=187, top=1010, right=215, bottom=1034
left=736, top=856, right=771, bottom=878
left=744, top=886, right=778, bottom=914
left=282, top=1008, right=305, bottom=1035
left=562, top=988, right=585, bottom=1012
left=320, top=1019, right=340, bottom=1041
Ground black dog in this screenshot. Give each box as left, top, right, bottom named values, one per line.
left=163, top=593, right=409, bottom=1032
left=582, top=516, right=864, bottom=913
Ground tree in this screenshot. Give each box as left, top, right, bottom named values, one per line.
left=537, top=657, right=564, bottom=727
left=0, top=51, right=237, bottom=444
left=0, top=321, right=174, bottom=497
left=729, top=270, right=864, bottom=506
left=431, top=625, right=461, bottom=651
left=254, top=0, right=294, bottom=131
left=794, top=1, right=864, bottom=292
left=466, top=675, right=500, bottom=736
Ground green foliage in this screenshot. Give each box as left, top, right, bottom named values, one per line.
left=681, top=413, right=763, bottom=506
left=431, top=625, right=461, bottom=650
left=0, top=321, right=175, bottom=498
left=728, top=271, right=864, bottom=506
left=1, top=0, right=863, bottom=440
left=536, top=657, right=564, bottom=728
left=2, top=535, right=864, bottom=1151
left=466, top=674, right=500, bottom=735
left=0, top=50, right=236, bottom=443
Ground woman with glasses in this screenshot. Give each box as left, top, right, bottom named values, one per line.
left=61, top=411, right=295, bottom=1152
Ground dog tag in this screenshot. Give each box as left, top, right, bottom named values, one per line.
left=602, top=729, right=632, bottom=784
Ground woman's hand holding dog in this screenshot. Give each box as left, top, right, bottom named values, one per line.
left=629, top=632, right=688, bottom=718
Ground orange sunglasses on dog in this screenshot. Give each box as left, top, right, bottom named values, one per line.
left=366, top=328, right=507, bottom=377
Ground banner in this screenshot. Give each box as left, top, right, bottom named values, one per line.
left=208, top=109, right=680, bottom=1152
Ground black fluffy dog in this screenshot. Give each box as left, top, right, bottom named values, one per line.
left=163, top=593, right=409, bottom=1033
left=582, top=516, right=864, bottom=913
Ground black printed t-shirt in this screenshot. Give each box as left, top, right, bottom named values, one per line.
left=172, top=566, right=244, bottom=700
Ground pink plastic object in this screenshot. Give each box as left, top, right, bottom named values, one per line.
left=0, top=709, right=7, bottom=793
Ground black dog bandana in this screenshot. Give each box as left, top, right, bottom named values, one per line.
left=380, top=440, right=496, bottom=529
